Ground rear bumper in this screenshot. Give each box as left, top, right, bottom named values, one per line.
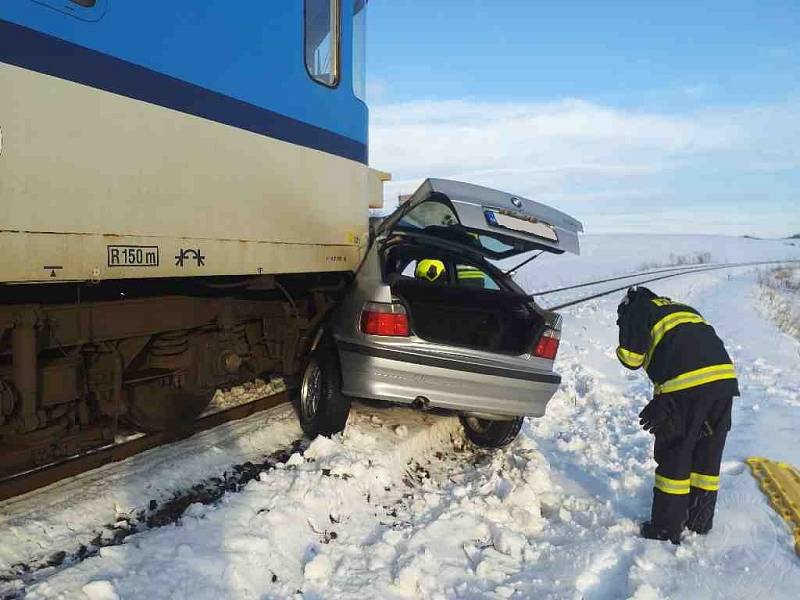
left=337, top=342, right=560, bottom=418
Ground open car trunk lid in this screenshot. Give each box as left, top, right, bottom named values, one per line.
left=379, top=178, right=584, bottom=259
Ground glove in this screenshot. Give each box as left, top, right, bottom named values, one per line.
left=639, top=396, right=678, bottom=437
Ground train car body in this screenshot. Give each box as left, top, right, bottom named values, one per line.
left=0, top=0, right=387, bottom=477
left=1, top=0, right=382, bottom=283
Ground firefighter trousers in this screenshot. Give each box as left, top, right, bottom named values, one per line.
left=650, top=391, right=733, bottom=537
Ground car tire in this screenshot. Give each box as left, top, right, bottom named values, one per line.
left=459, top=415, right=524, bottom=448
left=294, top=348, right=351, bottom=438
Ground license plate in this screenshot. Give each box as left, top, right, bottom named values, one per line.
left=484, top=210, right=558, bottom=242
left=107, top=245, right=160, bottom=267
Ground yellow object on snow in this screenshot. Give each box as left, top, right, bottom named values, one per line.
left=746, top=457, right=800, bottom=557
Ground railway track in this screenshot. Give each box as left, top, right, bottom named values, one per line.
left=0, top=389, right=292, bottom=502
left=1, top=434, right=306, bottom=597
left=532, top=261, right=717, bottom=297
left=538, top=259, right=800, bottom=311
left=2, top=258, right=797, bottom=503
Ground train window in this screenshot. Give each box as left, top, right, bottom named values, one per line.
left=305, top=0, right=341, bottom=87
left=352, top=0, right=367, bottom=101
left=70, top=0, right=96, bottom=6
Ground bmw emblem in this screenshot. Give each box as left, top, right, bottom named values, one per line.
left=510, top=197, right=523, bottom=208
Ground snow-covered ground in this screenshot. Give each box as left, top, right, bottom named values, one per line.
left=756, top=265, right=800, bottom=340
left=2, top=234, right=799, bottom=599
left=514, top=233, right=800, bottom=295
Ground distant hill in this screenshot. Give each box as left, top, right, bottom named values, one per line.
left=789, top=233, right=800, bottom=239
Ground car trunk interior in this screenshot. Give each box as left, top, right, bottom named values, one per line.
left=391, top=278, right=544, bottom=355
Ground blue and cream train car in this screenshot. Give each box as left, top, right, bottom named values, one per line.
left=0, top=0, right=386, bottom=476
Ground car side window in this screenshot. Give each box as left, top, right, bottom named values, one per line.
left=401, top=259, right=450, bottom=284
left=401, top=261, right=417, bottom=278
left=400, top=259, right=499, bottom=290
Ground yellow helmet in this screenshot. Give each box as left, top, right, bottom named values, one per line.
left=415, top=259, right=445, bottom=282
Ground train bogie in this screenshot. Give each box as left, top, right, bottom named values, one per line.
left=0, top=275, right=341, bottom=476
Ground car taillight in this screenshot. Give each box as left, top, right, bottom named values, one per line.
left=533, top=327, right=560, bottom=360
left=360, top=302, right=410, bottom=337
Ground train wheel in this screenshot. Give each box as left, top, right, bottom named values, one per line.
left=126, top=381, right=211, bottom=433
left=294, top=348, right=351, bottom=438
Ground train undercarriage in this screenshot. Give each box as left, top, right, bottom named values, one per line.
left=0, top=273, right=347, bottom=479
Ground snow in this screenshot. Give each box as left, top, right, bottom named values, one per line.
left=81, top=581, right=119, bottom=600
left=2, top=234, right=799, bottom=599
left=756, top=266, right=800, bottom=340
left=0, top=393, right=302, bottom=573
left=514, top=233, right=800, bottom=303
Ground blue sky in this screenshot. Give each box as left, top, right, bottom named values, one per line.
left=366, top=1, right=800, bottom=237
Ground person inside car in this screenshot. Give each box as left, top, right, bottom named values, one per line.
left=415, top=258, right=447, bottom=283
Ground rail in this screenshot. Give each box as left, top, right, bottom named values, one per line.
left=0, top=390, right=291, bottom=502
left=533, top=262, right=717, bottom=296
left=3, top=259, right=798, bottom=501
left=543, top=259, right=800, bottom=311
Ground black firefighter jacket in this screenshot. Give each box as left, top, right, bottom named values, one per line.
left=616, top=293, right=740, bottom=398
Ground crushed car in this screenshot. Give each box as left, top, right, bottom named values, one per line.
left=295, top=178, right=583, bottom=447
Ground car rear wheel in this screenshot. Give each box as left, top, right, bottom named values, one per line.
left=459, top=415, right=523, bottom=448
left=295, top=348, right=351, bottom=438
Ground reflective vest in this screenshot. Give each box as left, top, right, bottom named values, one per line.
left=616, top=296, right=739, bottom=397
left=456, top=264, right=486, bottom=288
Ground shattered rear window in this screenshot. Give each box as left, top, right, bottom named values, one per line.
left=398, top=201, right=458, bottom=230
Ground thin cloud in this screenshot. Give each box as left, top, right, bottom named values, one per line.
left=370, top=98, right=800, bottom=236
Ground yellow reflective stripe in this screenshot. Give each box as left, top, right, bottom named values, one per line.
left=655, top=473, right=691, bottom=495
left=654, top=363, right=737, bottom=395
left=644, top=311, right=706, bottom=368
left=616, top=346, right=645, bottom=368
left=691, top=472, right=721, bottom=491
left=457, top=270, right=485, bottom=280
left=651, top=298, right=677, bottom=307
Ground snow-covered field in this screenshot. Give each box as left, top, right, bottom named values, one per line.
left=2, top=234, right=799, bottom=599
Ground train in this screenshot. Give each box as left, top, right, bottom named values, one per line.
left=0, top=0, right=387, bottom=477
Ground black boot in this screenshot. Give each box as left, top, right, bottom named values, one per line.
left=686, top=488, right=717, bottom=534
left=640, top=521, right=681, bottom=545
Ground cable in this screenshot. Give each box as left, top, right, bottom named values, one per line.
left=543, top=259, right=800, bottom=311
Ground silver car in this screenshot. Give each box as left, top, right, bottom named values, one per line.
left=296, top=179, right=583, bottom=447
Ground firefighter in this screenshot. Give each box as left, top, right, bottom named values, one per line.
left=616, top=286, right=739, bottom=544
left=416, top=260, right=487, bottom=287
left=456, top=264, right=487, bottom=288
left=415, top=258, right=446, bottom=283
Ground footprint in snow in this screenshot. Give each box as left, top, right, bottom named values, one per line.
left=720, top=461, right=746, bottom=476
